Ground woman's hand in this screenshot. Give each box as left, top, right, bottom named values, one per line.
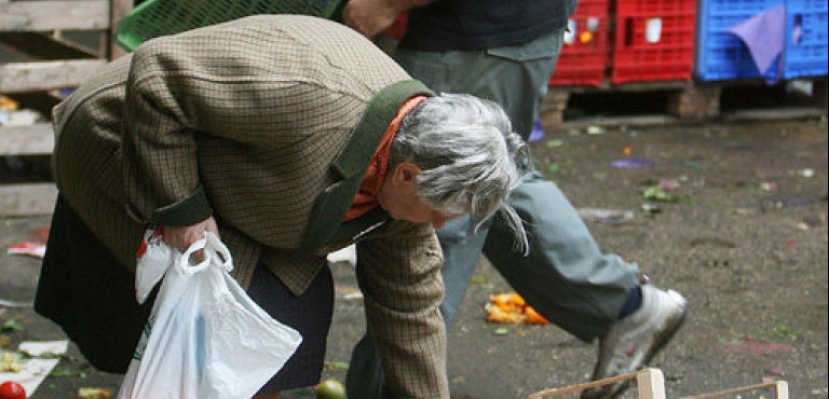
left=161, top=217, right=220, bottom=254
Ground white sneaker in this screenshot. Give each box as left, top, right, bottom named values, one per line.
left=581, top=284, right=687, bottom=399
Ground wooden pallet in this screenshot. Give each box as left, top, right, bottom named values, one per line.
left=541, top=77, right=828, bottom=130
left=527, top=368, right=789, bottom=399
left=0, top=123, right=56, bottom=216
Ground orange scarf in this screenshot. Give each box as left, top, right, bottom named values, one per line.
left=345, top=95, right=427, bottom=221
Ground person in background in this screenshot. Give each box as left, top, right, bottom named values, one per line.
left=33, top=15, right=531, bottom=399
left=343, top=1, right=688, bottom=398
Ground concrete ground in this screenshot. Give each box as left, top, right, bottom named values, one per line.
left=1, top=117, right=827, bottom=398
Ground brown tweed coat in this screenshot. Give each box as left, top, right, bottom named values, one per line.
left=50, top=15, right=447, bottom=398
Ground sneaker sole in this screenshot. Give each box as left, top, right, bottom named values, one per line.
left=608, top=302, right=688, bottom=399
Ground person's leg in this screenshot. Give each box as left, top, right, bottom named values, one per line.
left=486, top=173, right=687, bottom=399
left=460, top=30, right=688, bottom=397
left=436, top=216, right=493, bottom=326
left=395, top=27, right=687, bottom=398
left=345, top=332, right=385, bottom=399
left=483, top=170, right=640, bottom=341
left=407, top=29, right=640, bottom=337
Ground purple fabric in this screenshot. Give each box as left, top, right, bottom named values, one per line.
left=727, top=5, right=786, bottom=75
left=611, top=157, right=659, bottom=168
left=529, top=118, right=545, bottom=143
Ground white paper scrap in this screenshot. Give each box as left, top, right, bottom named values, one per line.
left=0, top=340, right=68, bottom=395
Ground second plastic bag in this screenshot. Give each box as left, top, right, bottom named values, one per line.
left=118, top=231, right=303, bottom=399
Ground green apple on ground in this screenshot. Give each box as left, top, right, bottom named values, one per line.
left=315, top=378, right=345, bottom=399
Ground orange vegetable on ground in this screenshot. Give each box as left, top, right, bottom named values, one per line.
left=485, top=292, right=550, bottom=325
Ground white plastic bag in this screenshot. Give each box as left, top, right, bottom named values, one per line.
left=118, top=232, right=303, bottom=399
left=134, top=226, right=172, bottom=304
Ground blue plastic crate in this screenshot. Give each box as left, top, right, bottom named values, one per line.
left=696, top=0, right=828, bottom=81
left=784, top=0, right=829, bottom=79
left=696, top=0, right=785, bottom=81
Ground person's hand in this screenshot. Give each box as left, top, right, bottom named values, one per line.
left=161, top=217, right=220, bottom=256
left=343, top=0, right=405, bottom=38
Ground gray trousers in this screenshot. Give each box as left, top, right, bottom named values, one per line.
left=346, top=30, right=640, bottom=398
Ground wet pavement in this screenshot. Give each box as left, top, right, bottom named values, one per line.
left=1, top=117, right=827, bottom=399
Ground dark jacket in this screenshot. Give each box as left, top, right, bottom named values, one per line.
left=400, top=0, right=578, bottom=51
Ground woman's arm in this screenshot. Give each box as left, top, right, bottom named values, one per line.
left=355, top=221, right=449, bottom=398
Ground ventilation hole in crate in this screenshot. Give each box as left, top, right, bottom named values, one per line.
left=720, top=82, right=822, bottom=111
left=0, top=156, right=54, bottom=183
left=563, top=90, right=673, bottom=121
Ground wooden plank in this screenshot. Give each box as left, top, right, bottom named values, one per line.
left=0, top=59, right=106, bottom=93
left=669, top=84, right=722, bottom=120
left=722, top=107, right=827, bottom=122
left=0, top=183, right=57, bottom=217
left=0, top=123, right=54, bottom=156
left=554, top=80, right=691, bottom=94
left=0, top=0, right=109, bottom=32
left=527, top=368, right=667, bottom=399
left=635, top=369, right=666, bottom=399
left=688, top=381, right=788, bottom=399
left=0, top=32, right=100, bottom=59
left=558, top=115, right=679, bottom=129
left=109, top=0, right=134, bottom=59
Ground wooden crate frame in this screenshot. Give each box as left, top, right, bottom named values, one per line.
left=687, top=381, right=789, bottom=399
left=528, top=368, right=667, bottom=399
left=0, top=0, right=132, bottom=217
left=527, top=368, right=789, bottom=399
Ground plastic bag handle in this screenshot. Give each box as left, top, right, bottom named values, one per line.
left=204, top=231, right=233, bottom=272
left=176, top=232, right=233, bottom=275
left=178, top=237, right=210, bottom=275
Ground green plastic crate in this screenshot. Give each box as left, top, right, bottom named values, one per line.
left=116, top=0, right=345, bottom=51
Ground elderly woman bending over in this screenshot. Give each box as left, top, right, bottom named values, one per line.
left=34, top=14, right=529, bottom=399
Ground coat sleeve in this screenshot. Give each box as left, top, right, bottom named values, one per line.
left=119, top=29, right=354, bottom=226
left=355, top=221, right=449, bottom=398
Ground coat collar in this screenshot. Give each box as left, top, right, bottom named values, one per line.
left=298, top=80, right=434, bottom=252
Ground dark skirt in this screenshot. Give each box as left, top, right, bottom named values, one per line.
left=248, top=247, right=334, bottom=392
left=34, top=195, right=334, bottom=391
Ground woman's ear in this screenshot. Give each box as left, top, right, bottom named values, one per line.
left=391, top=162, right=422, bottom=185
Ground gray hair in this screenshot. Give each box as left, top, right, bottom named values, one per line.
left=390, top=93, right=531, bottom=251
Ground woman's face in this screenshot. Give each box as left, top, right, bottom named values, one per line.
left=378, top=162, right=465, bottom=229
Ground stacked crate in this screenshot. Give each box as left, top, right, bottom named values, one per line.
left=611, top=0, right=697, bottom=84
left=549, top=0, right=697, bottom=86
left=0, top=0, right=131, bottom=216
left=695, top=0, right=829, bottom=81
left=544, top=0, right=706, bottom=127
left=779, top=0, right=828, bottom=79
left=544, top=0, right=826, bottom=127
left=548, top=0, right=611, bottom=86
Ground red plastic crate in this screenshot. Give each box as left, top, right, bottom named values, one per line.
left=611, top=0, right=697, bottom=84
left=549, top=0, right=611, bottom=86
